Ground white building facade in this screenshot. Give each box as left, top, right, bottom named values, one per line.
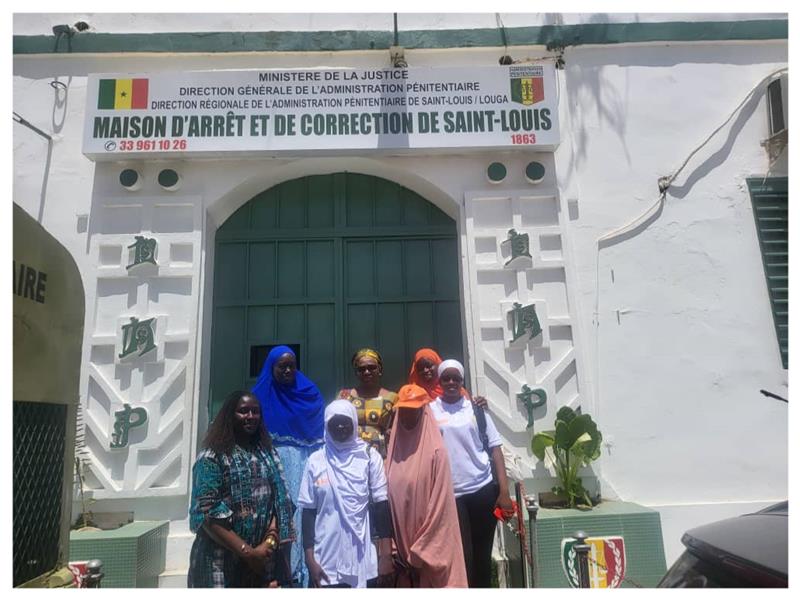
left=13, top=12, right=788, bottom=585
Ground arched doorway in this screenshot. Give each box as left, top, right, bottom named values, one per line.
left=208, top=173, right=464, bottom=418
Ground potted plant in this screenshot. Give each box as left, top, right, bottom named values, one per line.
left=529, top=407, right=668, bottom=587
left=530, top=406, right=602, bottom=509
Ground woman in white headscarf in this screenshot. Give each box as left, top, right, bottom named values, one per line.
left=297, top=399, right=394, bottom=587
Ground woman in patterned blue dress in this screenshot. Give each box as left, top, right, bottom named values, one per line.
left=188, top=390, right=294, bottom=587
left=252, top=346, right=325, bottom=587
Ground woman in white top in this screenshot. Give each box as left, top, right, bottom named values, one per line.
left=298, top=400, right=394, bottom=587
left=429, top=359, right=514, bottom=588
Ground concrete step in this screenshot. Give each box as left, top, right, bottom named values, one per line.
left=164, top=532, right=194, bottom=572
left=158, top=569, right=187, bottom=588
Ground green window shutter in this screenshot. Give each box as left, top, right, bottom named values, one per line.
left=747, top=177, right=788, bottom=369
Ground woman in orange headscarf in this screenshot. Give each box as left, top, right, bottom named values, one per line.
left=408, top=349, right=485, bottom=407
left=408, top=348, right=445, bottom=399
left=385, top=384, right=467, bottom=588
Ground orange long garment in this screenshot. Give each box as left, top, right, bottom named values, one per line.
left=385, top=404, right=468, bottom=588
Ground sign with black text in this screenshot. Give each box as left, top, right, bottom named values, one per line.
left=82, top=65, right=560, bottom=160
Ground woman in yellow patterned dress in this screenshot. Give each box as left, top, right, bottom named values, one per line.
left=337, top=349, right=397, bottom=458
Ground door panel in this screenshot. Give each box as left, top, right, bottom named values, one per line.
left=432, top=238, right=460, bottom=294
left=345, top=174, right=374, bottom=227
left=345, top=241, right=375, bottom=298
left=210, top=173, right=463, bottom=419
left=375, top=303, right=407, bottom=387
left=403, top=240, right=433, bottom=294
left=434, top=301, right=464, bottom=360
left=306, top=303, right=337, bottom=400
left=247, top=306, right=275, bottom=341
left=375, top=241, right=403, bottom=296
left=276, top=305, right=305, bottom=341
left=210, top=306, right=246, bottom=402
left=307, top=241, right=336, bottom=298
left=307, top=176, right=336, bottom=228
left=405, top=302, right=436, bottom=351
left=248, top=242, right=276, bottom=301
left=250, top=189, right=278, bottom=230
left=214, top=243, right=247, bottom=304
left=278, top=179, right=307, bottom=228
left=277, top=242, right=305, bottom=297
left=374, top=180, right=403, bottom=225
left=346, top=303, right=377, bottom=351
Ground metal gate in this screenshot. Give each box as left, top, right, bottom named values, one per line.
left=13, top=401, right=68, bottom=586
left=209, top=173, right=464, bottom=418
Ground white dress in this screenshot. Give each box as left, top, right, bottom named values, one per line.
left=297, top=445, right=388, bottom=587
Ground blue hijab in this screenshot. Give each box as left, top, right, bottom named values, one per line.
left=252, top=345, right=325, bottom=448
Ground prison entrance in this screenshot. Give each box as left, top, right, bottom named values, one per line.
left=209, top=173, right=464, bottom=417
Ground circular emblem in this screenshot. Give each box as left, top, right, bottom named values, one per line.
left=352, top=399, right=363, bottom=408
left=367, top=410, right=379, bottom=424
left=104, top=140, right=117, bottom=151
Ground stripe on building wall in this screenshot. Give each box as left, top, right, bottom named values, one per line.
left=13, top=19, right=788, bottom=55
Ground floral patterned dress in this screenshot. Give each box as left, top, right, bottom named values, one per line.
left=337, top=387, right=398, bottom=458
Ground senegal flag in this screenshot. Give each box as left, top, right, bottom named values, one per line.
left=98, top=78, right=149, bottom=110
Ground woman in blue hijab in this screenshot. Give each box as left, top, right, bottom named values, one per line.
left=252, top=345, right=325, bottom=587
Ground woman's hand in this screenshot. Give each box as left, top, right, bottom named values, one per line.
left=472, top=395, right=489, bottom=409
left=376, top=553, right=395, bottom=587
left=306, top=556, right=330, bottom=588
left=495, top=490, right=515, bottom=515
left=378, top=553, right=394, bottom=576
left=253, top=540, right=275, bottom=561
left=242, top=544, right=269, bottom=574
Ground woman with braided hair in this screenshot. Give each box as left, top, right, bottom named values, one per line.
left=188, top=390, right=295, bottom=587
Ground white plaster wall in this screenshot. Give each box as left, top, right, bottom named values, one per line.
left=13, top=13, right=788, bottom=573
left=552, top=41, right=788, bottom=562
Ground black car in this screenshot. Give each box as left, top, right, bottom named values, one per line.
left=658, top=502, right=787, bottom=587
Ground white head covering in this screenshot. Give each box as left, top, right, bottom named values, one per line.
left=322, top=399, right=371, bottom=577
left=323, top=399, right=360, bottom=450
left=438, top=359, right=465, bottom=379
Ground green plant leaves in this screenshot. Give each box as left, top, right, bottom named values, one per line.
left=554, top=419, right=572, bottom=449
left=531, top=430, right=555, bottom=460
left=555, top=406, right=577, bottom=424
left=531, top=407, right=603, bottom=508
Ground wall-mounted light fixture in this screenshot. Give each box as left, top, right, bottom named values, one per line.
left=525, top=162, right=545, bottom=184
left=487, top=162, right=507, bottom=184
left=157, top=168, right=181, bottom=191
left=119, top=168, right=142, bottom=191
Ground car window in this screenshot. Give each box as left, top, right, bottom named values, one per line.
left=659, top=552, right=745, bottom=588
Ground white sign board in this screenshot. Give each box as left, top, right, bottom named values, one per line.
left=82, top=66, right=560, bottom=160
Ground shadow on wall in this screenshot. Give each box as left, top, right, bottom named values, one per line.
left=560, top=30, right=784, bottom=179
left=13, top=76, right=73, bottom=223
left=667, top=89, right=764, bottom=200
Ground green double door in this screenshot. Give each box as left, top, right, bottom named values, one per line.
left=209, top=173, right=464, bottom=418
